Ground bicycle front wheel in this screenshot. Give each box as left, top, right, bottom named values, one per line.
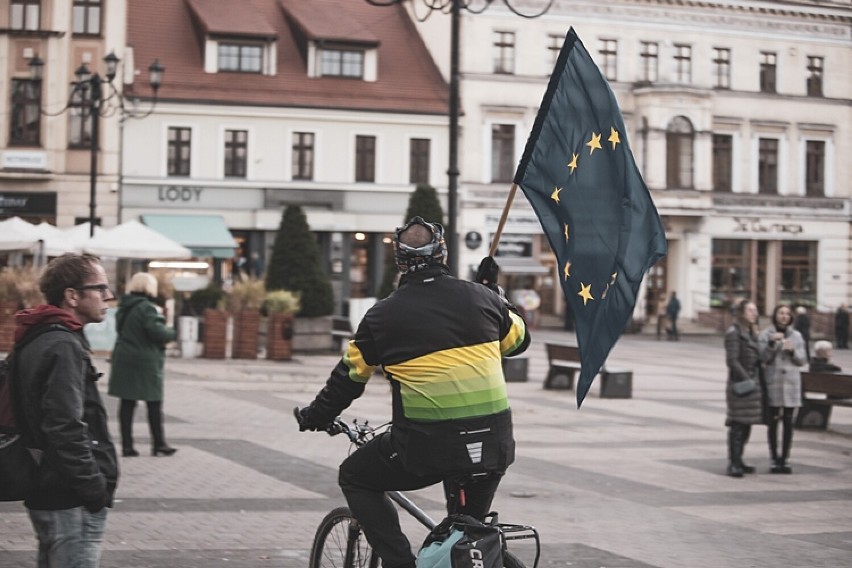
left=310, top=506, right=379, bottom=568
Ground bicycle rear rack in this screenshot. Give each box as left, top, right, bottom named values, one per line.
left=498, top=522, right=540, bottom=568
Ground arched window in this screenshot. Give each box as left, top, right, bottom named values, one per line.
left=666, top=116, right=694, bottom=189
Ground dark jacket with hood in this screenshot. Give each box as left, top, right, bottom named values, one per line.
left=13, top=305, right=118, bottom=511
left=303, top=265, right=531, bottom=476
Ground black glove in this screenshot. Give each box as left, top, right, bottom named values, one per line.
left=475, top=256, right=500, bottom=291
left=294, top=406, right=325, bottom=432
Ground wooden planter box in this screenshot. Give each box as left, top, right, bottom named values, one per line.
left=202, top=308, right=228, bottom=359
left=232, top=310, right=260, bottom=360
left=293, top=316, right=336, bottom=353
left=0, top=301, right=18, bottom=353
left=266, top=313, right=294, bottom=361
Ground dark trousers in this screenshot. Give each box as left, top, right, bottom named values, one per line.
left=119, top=399, right=167, bottom=450
left=339, top=431, right=503, bottom=568
left=767, top=407, right=794, bottom=463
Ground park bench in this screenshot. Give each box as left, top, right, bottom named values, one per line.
left=543, top=342, right=582, bottom=390
left=331, top=316, right=353, bottom=351
left=795, top=371, right=852, bottom=430
left=543, top=342, right=633, bottom=397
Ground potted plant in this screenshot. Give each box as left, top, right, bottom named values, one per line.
left=0, top=267, right=43, bottom=352
left=230, top=278, right=266, bottom=359
left=190, top=284, right=228, bottom=359
left=264, top=289, right=300, bottom=361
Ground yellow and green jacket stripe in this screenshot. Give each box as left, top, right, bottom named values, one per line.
left=304, top=266, right=531, bottom=428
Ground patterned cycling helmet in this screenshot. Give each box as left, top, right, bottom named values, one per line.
left=392, top=216, right=447, bottom=274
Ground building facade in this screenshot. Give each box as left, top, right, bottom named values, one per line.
left=413, top=0, right=851, bottom=324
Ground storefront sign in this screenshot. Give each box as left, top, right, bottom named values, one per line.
left=123, top=185, right=264, bottom=208
left=494, top=234, right=533, bottom=257
left=0, top=191, right=57, bottom=216
left=2, top=150, right=47, bottom=170
left=733, top=217, right=803, bottom=235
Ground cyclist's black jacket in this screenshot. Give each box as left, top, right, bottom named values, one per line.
left=305, top=265, right=530, bottom=475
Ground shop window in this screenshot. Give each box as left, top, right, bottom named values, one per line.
left=666, top=116, right=693, bottom=189
left=712, top=134, right=732, bottom=192
left=780, top=241, right=816, bottom=307
left=711, top=239, right=751, bottom=309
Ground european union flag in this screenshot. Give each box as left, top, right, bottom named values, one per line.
left=514, top=28, right=667, bottom=406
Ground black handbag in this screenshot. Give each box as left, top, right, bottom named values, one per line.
left=732, top=378, right=757, bottom=397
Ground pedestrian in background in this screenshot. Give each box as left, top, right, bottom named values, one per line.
left=666, top=291, right=681, bottom=341
left=13, top=253, right=119, bottom=567
left=759, top=304, right=806, bottom=474
left=108, top=272, right=177, bottom=457
left=793, top=306, right=811, bottom=361
left=809, top=340, right=841, bottom=373
left=723, top=299, right=764, bottom=478
left=834, top=304, right=849, bottom=349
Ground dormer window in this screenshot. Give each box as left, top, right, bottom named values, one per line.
left=320, top=47, right=364, bottom=79
left=219, top=43, right=263, bottom=73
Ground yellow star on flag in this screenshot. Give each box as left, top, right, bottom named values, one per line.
left=567, top=153, right=579, bottom=173
left=608, top=127, right=620, bottom=150
left=550, top=187, right=562, bottom=203
left=563, top=223, right=570, bottom=240
left=586, top=132, right=602, bottom=155
left=578, top=282, right=594, bottom=305
left=563, top=261, right=571, bottom=280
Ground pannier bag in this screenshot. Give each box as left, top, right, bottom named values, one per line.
left=416, top=514, right=503, bottom=568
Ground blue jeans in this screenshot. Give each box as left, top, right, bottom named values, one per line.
left=28, top=507, right=108, bottom=568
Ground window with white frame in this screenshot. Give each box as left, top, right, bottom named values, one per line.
left=72, top=0, right=101, bottom=36
left=598, top=39, right=617, bottom=81
left=673, top=44, right=692, bottom=83
left=219, top=44, right=263, bottom=73
left=548, top=34, right=562, bottom=67
left=320, top=48, right=364, bottom=78
left=760, top=52, right=776, bottom=93
left=491, top=124, right=515, bottom=183
left=292, top=132, right=315, bottom=181
left=493, top=31, right=515, bottom=74
left=713, top=48, right=730, bottom=89
left=9, top=79, right=41, bottom=146
left=712, top=134, right=733, bottom=192
left=10, top=0, right=40, bottom=31
left=758, top=138, right=778, bottom=194
left=806, top=56, right=823, bottom=97
left=640, top=41, right=658, bottom=83
left=409, top=138, right=430, bottom=185
left=805, top=140, right=825, bottom=197
left=167, top=127, right=191, bottom=177
left=666, top=116, right=694, bottom=189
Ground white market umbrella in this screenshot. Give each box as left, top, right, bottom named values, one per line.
left=0, top=225, right=39, bottom=251
left=41, top=223, right=104, bottom=256
left=83, top=219, right=191, bottom=259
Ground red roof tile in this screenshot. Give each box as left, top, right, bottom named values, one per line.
left=186, top=0, right=277, bottom=39
left=280, top=0, right=379, bottom=45
left=127, top=0, right=449, bottom=115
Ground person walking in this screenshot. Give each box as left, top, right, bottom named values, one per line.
left=723, top=299, right=764, bottom=478
left=834, top=304, right=849, bottom=349
left=758, top=304, right=806, bottom=474
left=793, top=306, right=811, bottom=362
left=12, top=253, right=119, bottom=567
left=294, top=217, right=531, bottom=568
left=108, top=272, right=177, bottom=457
left=666, top=291, right=681, bottom=341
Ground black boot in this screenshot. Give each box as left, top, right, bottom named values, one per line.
left=768, top=410, right=784, bottom=473
left=727, top=425, right=744, bottom=478
left=119, top=399, right=138, bottom=457
left=780, top=410, right=793, bottom=474
left=740, top=425, right=755, bottom=473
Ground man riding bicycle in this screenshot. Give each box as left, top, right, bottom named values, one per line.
left=295, top=216, right=531, bottom=568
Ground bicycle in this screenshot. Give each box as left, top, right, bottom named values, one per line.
left=307, top=416, right=540, bottom=568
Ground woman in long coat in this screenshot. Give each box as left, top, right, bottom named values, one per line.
left=108, top=272, right=177, bottom=457
left=758, top=304, right=806, bottom=473
left=724, top=299, right=765, bottom=477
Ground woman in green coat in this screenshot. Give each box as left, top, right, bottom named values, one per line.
left=108, top=272, right=177, bottom=457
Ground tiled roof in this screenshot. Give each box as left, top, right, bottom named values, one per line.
left=186, top=0, right=277, bottom=39
left=127, top=0, right=449, bottom=115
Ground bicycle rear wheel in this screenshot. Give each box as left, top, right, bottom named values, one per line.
left=310, top=506, right=379, bottom=568
left=503, top=550, right=526, bottom=568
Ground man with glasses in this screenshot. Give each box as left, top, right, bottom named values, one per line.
left=12, top=253, right=118, bottom=568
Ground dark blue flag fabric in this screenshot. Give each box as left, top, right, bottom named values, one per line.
left=514, top=28, right=667, bottom=406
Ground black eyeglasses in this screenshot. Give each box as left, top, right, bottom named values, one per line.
left=75, top=284, right=113, bottom=298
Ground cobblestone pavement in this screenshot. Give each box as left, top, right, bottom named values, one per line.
left=2, top=330, right=851, bottom=568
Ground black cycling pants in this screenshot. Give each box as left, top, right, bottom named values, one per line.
left=339, top=431, right=503, bottom=568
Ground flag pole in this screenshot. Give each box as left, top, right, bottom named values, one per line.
left=488, top=183, right=518, bottom=256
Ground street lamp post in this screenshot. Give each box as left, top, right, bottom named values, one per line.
left=29, top=53, right=164, bottom=237
left=366, top=0, right=554, bottom=277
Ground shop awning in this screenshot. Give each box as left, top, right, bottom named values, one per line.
left=470, top=257, right=551, bottom=275
left=141, top=214, right=237, bottom=259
